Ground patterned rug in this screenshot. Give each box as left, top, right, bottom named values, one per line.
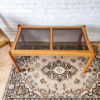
left=3, top=45, right=100, bottom=100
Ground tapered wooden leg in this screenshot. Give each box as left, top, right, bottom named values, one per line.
left=79, top=33, right=82, bottom=43
left=8, top=51, right=20, bottom=72
left=82, top=54, right=95, bottom=73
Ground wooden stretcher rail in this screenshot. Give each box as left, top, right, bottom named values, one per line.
left=20, top=25, right=83, bottom=29
left=11, top=50, right=93, bottom=57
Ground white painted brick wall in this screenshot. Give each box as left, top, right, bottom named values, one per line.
left=0, top=0, right=100, bottom=41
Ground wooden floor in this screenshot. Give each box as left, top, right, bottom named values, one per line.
left=0, top=45, right=12, bottom=100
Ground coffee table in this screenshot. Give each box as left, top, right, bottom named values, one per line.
left=9, top=25, right=95, bottom=73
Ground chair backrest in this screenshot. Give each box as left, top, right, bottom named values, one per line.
left=0, top=29, right=10, bottom=47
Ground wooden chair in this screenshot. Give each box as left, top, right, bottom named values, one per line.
left=0, top=29, right=11, bottom=48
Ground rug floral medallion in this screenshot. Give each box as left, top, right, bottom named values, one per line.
left=3, top=46, right=100, bottom=100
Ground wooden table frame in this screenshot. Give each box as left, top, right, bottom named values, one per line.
left=9, top=25, right=95, bottom=73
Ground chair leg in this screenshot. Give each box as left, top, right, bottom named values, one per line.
left=82, top=54, right=95, bottom=73
left=8, top=51, right=20, bottom=72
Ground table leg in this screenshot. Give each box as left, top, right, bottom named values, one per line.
left=8, top=51, right=21, bottom=72
left=20, top=32, right=28, bottom=48
left=82, top=54, right=95, bottom=73
left=79, top=33, right=82, bottom=43
left=77, top=33, right=82, bottom=49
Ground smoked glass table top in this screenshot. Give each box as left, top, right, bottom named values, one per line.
left=15, top=28, right=88, bottom=50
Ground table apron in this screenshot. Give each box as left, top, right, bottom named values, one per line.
left=11, top=50, right=94, bottom=57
